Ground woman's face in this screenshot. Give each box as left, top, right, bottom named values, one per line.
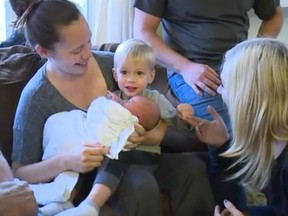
left=218, top=57, right=230, bottom=104
left=47, top=15, right=92, bottom=77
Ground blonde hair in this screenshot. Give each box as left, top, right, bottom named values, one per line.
left=114, top=39, right=156, bottom=70
left=221, top=38, right=288, bottom=191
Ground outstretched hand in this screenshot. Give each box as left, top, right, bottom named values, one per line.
left=214, top=200, right=245, bottom=216
left=191, top=105, right=230, bottom=147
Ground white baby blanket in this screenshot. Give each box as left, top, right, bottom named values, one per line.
left=30, top=96, right=138, bottom=205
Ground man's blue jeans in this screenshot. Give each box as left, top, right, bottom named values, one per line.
left=168, top=72, right=230, bottom=128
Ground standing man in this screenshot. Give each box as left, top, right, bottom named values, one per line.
left=133, top=0, right=283, bottom=211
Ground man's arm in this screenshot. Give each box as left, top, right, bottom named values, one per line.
left=258, top=6, right=284, bottom=38
left=133, top=8, right=192, bottom=75
left=133, top=8, right=220, bottom=96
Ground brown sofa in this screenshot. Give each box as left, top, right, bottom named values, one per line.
left=0, top=44, right=207, bottom=216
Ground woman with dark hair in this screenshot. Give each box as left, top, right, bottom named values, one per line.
left=11, top=1, right=214, bottom=216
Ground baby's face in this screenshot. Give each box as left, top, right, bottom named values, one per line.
left=122, top=96, right=159, bottom=130
left=113, top=56, right=155, bottom=99
left=122, top=97, right=142, bottom=118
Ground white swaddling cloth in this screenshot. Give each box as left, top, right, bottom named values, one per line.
left=85, top=96, right=138, bottom=159
left=30, top=96, right=138, bottom=205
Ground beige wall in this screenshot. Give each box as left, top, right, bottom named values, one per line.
left=156, top=8, right=288, bottom=43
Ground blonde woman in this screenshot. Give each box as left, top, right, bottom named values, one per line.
left=180, top=38, right=288, bottom=216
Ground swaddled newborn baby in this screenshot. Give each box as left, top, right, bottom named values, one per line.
left=43, top=95, right=160, bottom=161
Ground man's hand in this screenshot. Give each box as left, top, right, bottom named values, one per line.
left=180, top=62, right=221, bottom=96
left=0, top=180, right=38, bottom=216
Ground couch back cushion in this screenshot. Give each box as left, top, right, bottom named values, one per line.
left=0, top=45, right=45, bottom=163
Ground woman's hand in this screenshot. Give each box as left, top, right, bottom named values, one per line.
left=214, top=200, right=245, bottom=216
left=65, top=143, right=109, bottom=173
left=192, top=105, right=230, bottom=147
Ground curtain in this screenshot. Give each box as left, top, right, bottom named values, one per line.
left=91, top=0, right=134, bottom=47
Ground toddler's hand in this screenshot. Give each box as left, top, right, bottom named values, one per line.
left=177, top=103, right=200, bottom=126
left=177, top=103, right=195, bottom=123
left=125, top=124, right=145, bottom=149
left=107, top=91, right=122, bottom=102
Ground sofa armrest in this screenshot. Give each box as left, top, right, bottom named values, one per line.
left=0, top=45, right=44, bottom=164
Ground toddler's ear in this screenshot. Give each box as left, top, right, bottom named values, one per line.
left=148, top=69, right=156, bottom=84
left=112, top=68, right=118, bottom=82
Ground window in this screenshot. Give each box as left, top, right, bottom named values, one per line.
left=0, top=0, right=89, bottom=42
left=69, top=0, right=88, bottom=17
left=0, top=0, right=5, bottom=41
left=0, top=0, right=134, bottom=46
left=0, top=0, right=14, bottom=41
